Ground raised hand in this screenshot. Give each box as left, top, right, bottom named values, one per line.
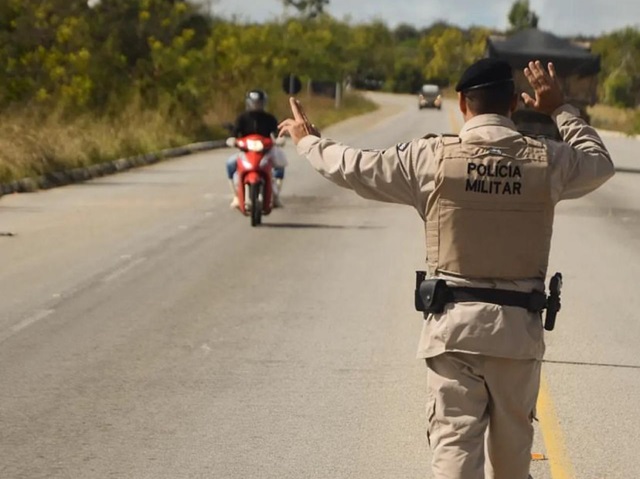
left=278, top=98, right=321, bottom=145
left=521, top=60, right=565, bottom=115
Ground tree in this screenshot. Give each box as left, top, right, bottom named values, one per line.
left=0, top=0, right=94, bottom=109
left=282, top=0, right=329, bottom=19
left=391, top=58, right=423, bottom=93
left=593, top=27, right=640, bottom=108
left=394, top=23, right=419, bottom=43
left=418, top=26, right=489, bottom=86
left=85, top=0, right=202, bottom=110
left=347, top=21, right=395, bottom=89
left=508, top=0, right=539, bottom=31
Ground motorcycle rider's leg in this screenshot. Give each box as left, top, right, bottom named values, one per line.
left=228, top=180, right=239, bottom=209
left=226, top=154, right=240, bottom=209
left=273, top=167, right=285, bottom=208
left=271, top=146, right=288, bottom=208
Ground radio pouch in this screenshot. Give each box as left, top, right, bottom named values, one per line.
left=415, top=278, right=449, bottom=315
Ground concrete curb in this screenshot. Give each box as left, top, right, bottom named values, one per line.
left=0, top=140, right=227, bottom=198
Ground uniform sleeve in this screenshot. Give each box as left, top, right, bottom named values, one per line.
left=551, top=104, right=615, bottom=200
left=296, top=135, right=438, bottom=217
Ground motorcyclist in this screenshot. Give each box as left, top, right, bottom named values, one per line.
left=226, top=89, right=288, bottom=208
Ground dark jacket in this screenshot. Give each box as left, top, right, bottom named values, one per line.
left=233, top=111, right=279, bottom=138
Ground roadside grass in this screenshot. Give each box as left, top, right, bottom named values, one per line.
left=288, top=92, right=378, bottom=129
left=588, top=104, right=640, bottom=135
left=0, top=91, right=376, bottom=185
left=0, top=106, right=191, bottom=184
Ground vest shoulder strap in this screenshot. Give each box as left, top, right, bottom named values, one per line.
left=441, top=134, right=461, bottom=146
left=521, top=133, right=547, bottom=148
left=421, top=133, right=460, bottom=141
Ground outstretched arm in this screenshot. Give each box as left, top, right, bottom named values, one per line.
left=279, top=98, right=436, bottom=213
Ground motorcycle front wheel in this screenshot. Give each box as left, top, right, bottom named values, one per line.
left=249, top=183, right=262, bottom=227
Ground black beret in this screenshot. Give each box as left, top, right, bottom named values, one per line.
left=455, top=58, right=514, bottom=92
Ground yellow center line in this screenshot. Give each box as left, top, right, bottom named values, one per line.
left=538, top=375, right=576, bottom=479
left=445, top=105, right=577, bottom=479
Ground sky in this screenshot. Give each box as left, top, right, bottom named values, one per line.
left=200, top=0, right=640, bottom=37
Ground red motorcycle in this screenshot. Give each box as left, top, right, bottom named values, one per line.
left=226, top=134, right=284, bottom=227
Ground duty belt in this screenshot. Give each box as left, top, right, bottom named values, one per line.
left=442, top=286, right=547, bottom=312
left=415, top=279, right=546, bottom=314
left=414, top=271, right=563, bottom=331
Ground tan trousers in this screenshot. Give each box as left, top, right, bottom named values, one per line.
left=425, top=353, right=541, bottom=479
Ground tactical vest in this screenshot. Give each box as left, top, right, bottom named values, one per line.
left=425, top=135, right=554, bottom=280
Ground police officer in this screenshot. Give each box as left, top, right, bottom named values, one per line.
left=279, top=58, right=614, bottom=479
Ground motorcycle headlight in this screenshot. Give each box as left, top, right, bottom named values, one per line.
left=245, top=139, right=264, bottom=152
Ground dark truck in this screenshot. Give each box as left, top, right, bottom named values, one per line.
left=486, top=28, right=600, bottom=138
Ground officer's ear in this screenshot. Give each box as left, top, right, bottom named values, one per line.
left=458, top=92, right=468, bottom=116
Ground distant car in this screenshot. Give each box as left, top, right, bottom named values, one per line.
left=418, top=84, right=442, bottom=110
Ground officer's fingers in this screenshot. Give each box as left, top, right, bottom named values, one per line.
left=289, top=97, right=305, bottom=122
left=278, top=118, right=291, bottom=129
left=290, top=98, right=313, bottom=127
left=531, top=61, right=550, bottom=85
left=521, top=92, right=536, bottom=108
left=295, top=99, right=312, bottom=124
left=538, top=60, right=556, bottom=86
left=533, top=60, right=547, bottom=78
left=277, top=119, right=291, bottom=134
left=278, top=119, right=295, bottom=137
left=530, top=65, right=547, bottom=89
left=523, top=67, right=540, bottom=89
left=548, top=62, right=561, bottom=87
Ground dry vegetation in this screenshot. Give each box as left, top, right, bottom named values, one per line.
left=588, top=104, right=640, bottom=136
left=0, top=107, right=189, bottom=183
left=0, top=92, right=375, bottom=184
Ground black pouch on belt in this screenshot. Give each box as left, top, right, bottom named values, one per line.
left=415, top=272, right=449, bottom=315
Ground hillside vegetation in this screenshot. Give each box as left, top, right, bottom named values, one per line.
left=0, top=1, right=638, bottom=182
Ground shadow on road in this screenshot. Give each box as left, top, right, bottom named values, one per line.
left=261, top=222, right=383, bottom=230
left=543, top=359, right=640, bottom=370
left=615, top=167, right=640, bottom=174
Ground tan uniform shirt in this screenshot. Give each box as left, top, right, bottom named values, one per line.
left=296, top=105, right=614, bottom=360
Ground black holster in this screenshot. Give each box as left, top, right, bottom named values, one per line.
left=543, top=273, right=562, bottom=331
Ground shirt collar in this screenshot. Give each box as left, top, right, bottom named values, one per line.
left=459, top=114, right=518, bottom=138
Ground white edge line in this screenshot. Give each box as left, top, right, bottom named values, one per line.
left=103, top=257, right=147, bottom=283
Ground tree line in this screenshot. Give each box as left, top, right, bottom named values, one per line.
left=0, top=0, right=638, bottom=124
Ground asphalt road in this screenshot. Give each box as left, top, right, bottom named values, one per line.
left=1, top=92, right=638, bottom=479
